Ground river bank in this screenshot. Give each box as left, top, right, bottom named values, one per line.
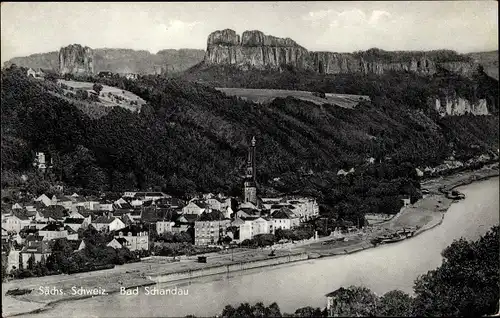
left=2, top=164, right=498, bottom=317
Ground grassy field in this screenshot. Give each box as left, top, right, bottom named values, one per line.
left=57, top=80, right=146, bottom=113
left=215, top=87, right=370, bottom=109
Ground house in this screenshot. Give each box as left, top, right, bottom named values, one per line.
left=39, top=222, right=68, bottom=240
left=284, top=197, right=319, bottom=222
left=69, top=239, right=86, bottom=252
left=106, top=238, right=124, bottom=249
left=98, top=71, right=114, bottom=78
left=11, top=203, right=23, bottom=210
left=27, top=68, right=45, bottom=79
left=2, top=227, right=9, bottom=240
left=156, top=220, right=175, bottom=234
left=402, top=198, right=411, bottom=207
left=64, top=218, right=87, bottom=232
left=205, top=197, right=231, bottom=211
left=20, top=239, right=51, bottom=268
left=271, top=207, right=300, bottom=230
left=91, top=216, right=126, bottom=232
left=35, top=194, right=52, bottom=207
left=132, top=192, right=171, bottom=201
left=1, top=212, right=31, bottom=233
left=64, top=225, right=79, bottom=240
left=239, top=217, right=273, bottom=241
left=124, top=73, right=138, bottom=80
left=98, top=201, right=114, bottom=212
left=40, top=205, right=68, bottom=221
left=235, top=208, right=261, bottom=219
left=115, top=225, right=149, bottom=251
left=182, top=201, right=206, bottom=215
left=172, top=214, right=198, bottom=233
left=337, top=169, right=348, bottom=176
left=194, top=210, right=231, bottom=246
left=51, top=195, right=73, bottom=211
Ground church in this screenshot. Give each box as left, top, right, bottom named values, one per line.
left=239, top=136, right=264, bottom=211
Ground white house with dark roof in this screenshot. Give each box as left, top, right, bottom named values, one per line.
left=64, top=217, right=88, bottom=231
left=92, top=216, right=126, bottom=232
left=115, top=225, right=149, bottom=251
left=271, top=207, right=300, bottom=230
left=182, top=201, right=206, bottom=215
left=239, top=217, right=273, bottom=241
left=39, top=222, right=68, bottom=241
left=1, top=213, right=31, bottom=233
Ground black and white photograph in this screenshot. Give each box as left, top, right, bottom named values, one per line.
left=1, top=1, right=499, bottom=317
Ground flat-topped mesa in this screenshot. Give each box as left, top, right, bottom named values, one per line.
left=59, top=44, right=95, bottom=76
left=204, top=29, right=479, bottom=76
left=204, top=29, right=310, bottom=69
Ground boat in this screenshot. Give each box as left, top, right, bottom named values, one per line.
left=380, top=235, right=406, bottom=244
left=448, top=190, right=466, bottom=200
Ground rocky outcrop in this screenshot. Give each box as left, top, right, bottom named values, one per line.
left=434, top=96, right=489, bottom=117
left=205, top=29, right=310, bottom=70
left=204, top=29, right=481, bottom=77
left=59, top=44, right=95, bottom=75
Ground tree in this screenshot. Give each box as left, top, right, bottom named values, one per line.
left=292, top=306, right=324, bottom=317
left=376, top=290, right=413, bottom=317
left=412, top=226, right=499, bottom=317
left=27, top=254, right=35, bottom=271
left=93, top=83, right=103, bottom=95
left=327, top=286, right=379, bottom=317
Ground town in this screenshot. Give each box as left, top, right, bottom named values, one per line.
left=1, top=137, right=320, bottom=278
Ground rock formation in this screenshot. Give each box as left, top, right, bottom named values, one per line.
left=205, top=29, right=311, bottom=69
left=204, top=29, right=481, bottom=77
left=434, top=96, right=489, bottom=117
left=59, top=44, right=95, bottom=76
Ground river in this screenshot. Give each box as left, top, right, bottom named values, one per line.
left=25, top=177, right=499, bottom=317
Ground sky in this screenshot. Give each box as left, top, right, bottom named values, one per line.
left=1, top=1, right=498, bottom=63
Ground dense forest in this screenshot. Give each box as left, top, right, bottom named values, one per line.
left=1, top=64, right=498, bottom=222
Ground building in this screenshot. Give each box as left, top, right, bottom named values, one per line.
left=35, top=194, right=52, bottom=207
left=1, top=213, right=31, bottom=233
left=64, top=218, right=88, bottom=232
left=98, top=71, right=113, bottom=78
left=20, top=239, right=51, bottom=268
left=91, top=216, right=126, bottom=232
left=271, top=207, right=300, bottom=230
left=27, top=68, right=45, bottom=79
left=239, top=217, right=273, bottom=241
left=124, top=73, right=138, bottom=80
left=156, top=220, right=175, bottom=235
left=115, top=225, right=149, bottom=251
left=243, top=136, right=258, bottom=205
left=106, top=238, right=124, bottom=249
left=51, top=195, right=73, bottom=211
left=194, top=210, right=231, bottom=246
left=182, top=201, right=206, bottom=215
left=39, top=222, right=68, bottom=241
left=33, top=152, right=52, bottom=172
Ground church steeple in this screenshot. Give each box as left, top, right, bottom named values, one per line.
left=243, top=136, right=257, bottom=205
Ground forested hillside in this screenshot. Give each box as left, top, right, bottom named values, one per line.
left=1, top=64, right=498, bottom=222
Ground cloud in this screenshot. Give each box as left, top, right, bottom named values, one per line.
left=164, top=19, right=200, bottom=32
left=303, top=8, right=394, bottom=29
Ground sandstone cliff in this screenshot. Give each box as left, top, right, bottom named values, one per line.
left=434, top=96, right=489, bottom=117
left=59, top=44, right=95, bottom=75
left=204, top=29, right=485, bottom=77
left=205, top=29, right=311, bottom=70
